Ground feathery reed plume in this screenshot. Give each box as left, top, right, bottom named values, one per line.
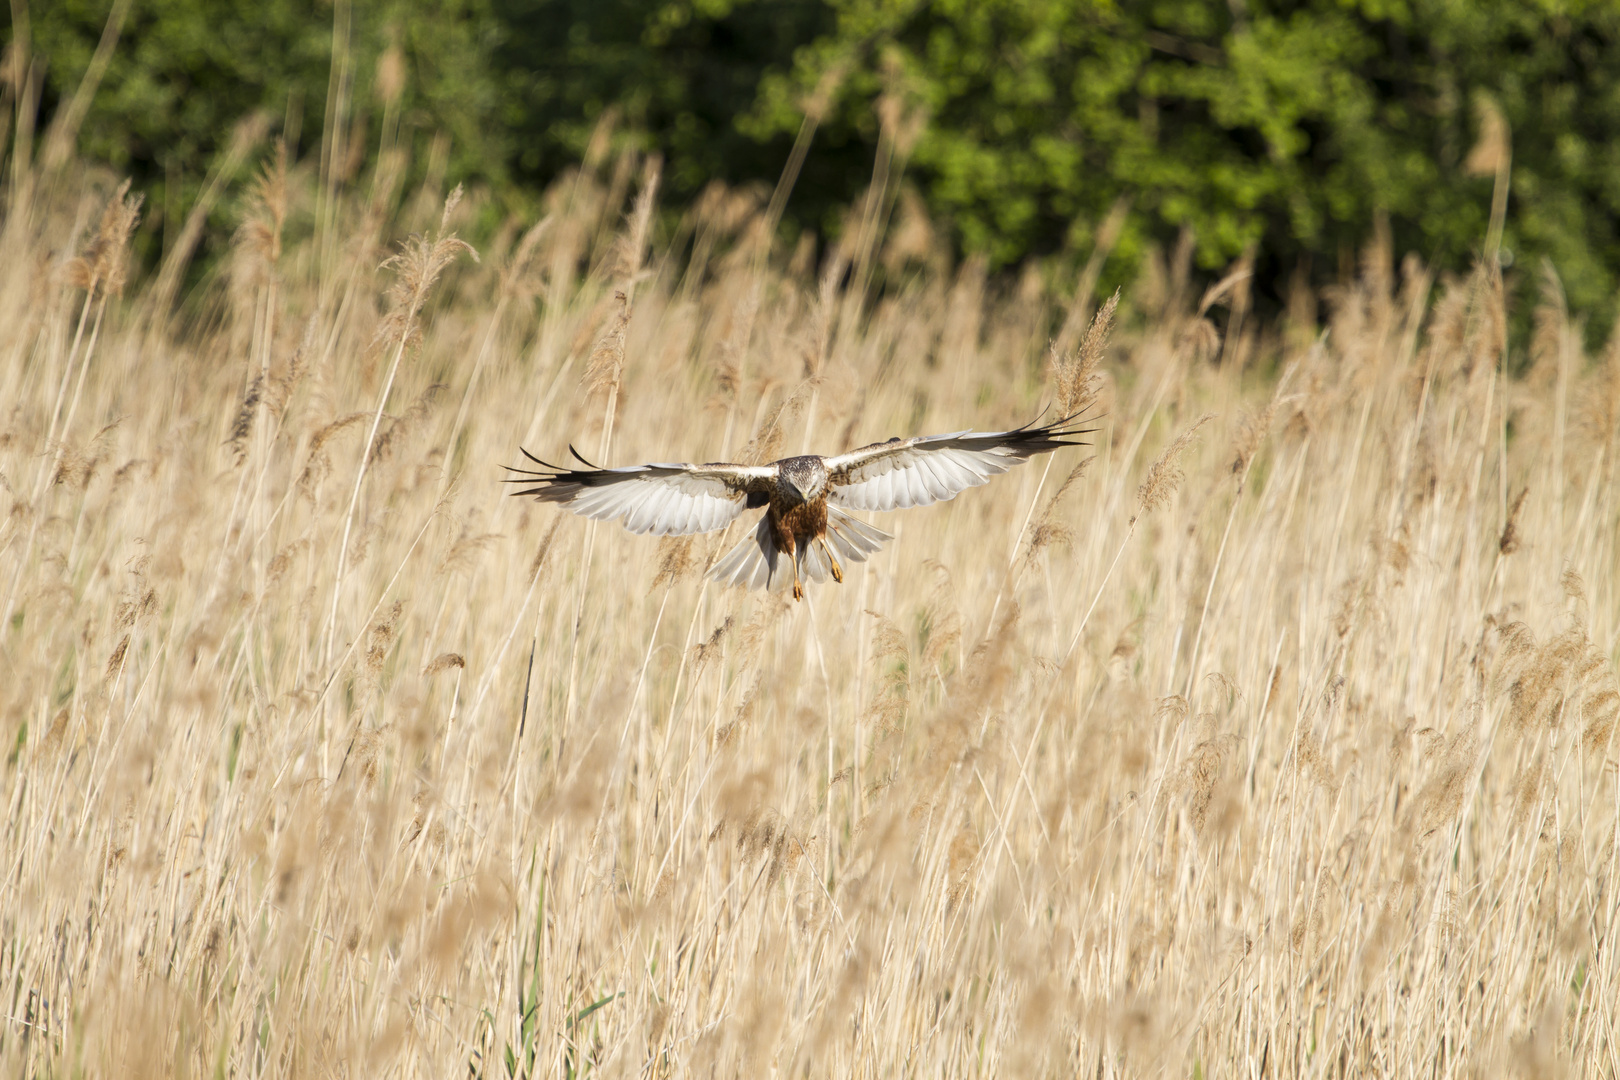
left=1133, top=414, right=1214, bottom=524
left=324, top=187, right=475, bottom=663
left=992, top=289, right=1113, bottom=619
left=650, top=535, right=697, bottom=590
left=52, top=419, right=120, bottom=489
left=690, top=616, right=733, bottom=673
left=1466, top=96, right=1510, bottom=178
left=226, top=381, right=264, bottom=470
left=501, top=216, right=553, bottom=303
left=1466, top=93, right=1513, bottom=262
left=1177, top=717, right=1242, bottom=835
left=1585, top=686, right=1619, bottom=753
left=10, top=180, right=148, bottom=629
left=1050, top=290, right=1116, bottom=417
left=1229, top=394, right=1284, bottom=488
left=368, top=383, right=445, bottom=467
left=583, top=290, right=630, bottom=398
left=423, top=652, right=465, bottom=678
left=439, top=214, right=555, bottom=479
left=65, top=180, right=143, bottom=298
left=237, top=141, right=289, bottom=275
left=880, top=187, right=936, bottom=274
left=227, top=313, right=313, bottom=466
left=364, top=599, right=405, bottom=682
left=583, top=158, right=661, bottom=448
left=1409, top=706, right=1481, bottom=839
left=297, top=412, right=369, bottom=500
left=618, top=155, right=661, bottom=285
left=375, top=186, right=478, bottom=351
left=525, top=515, right=564, bottom=581
left=435, top=520, right=502, bottom=578
left=1498, top=487, right=1529, bottom=555
left=1022, top=456, right=1094, bottom=567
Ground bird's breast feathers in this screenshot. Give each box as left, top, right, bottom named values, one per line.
left=770, top=497, right=829, bottom=553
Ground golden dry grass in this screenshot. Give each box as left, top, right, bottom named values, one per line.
left=2, top=138, right=1619, bottom=1079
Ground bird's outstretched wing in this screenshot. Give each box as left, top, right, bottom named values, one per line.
left=504, top=448, right=776, bottom=536
left=824, top=414, right=1093, bottom=512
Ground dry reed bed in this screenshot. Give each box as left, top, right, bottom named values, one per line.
left=0, top=148, right=1617, bottom=1078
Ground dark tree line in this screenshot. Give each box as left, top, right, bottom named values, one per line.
left=14, top=0, right=1620, bottom=318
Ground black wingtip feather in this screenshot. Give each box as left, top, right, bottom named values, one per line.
left=568, top=443, right=602, bottom=469
left=1021, top=404, right=1105, bottom=447
left=503, top=444, right=646, bottom=500
left=503, top=445, right=573, bottom=497
left=999, top=420, right=1098, bottom=455
left=506, top=446, right=570, bottom=473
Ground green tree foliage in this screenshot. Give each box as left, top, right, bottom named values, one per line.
left=12, top=0, right=1620, bottom=317
left=491, top=0, right=867, bottom=221
left=15, top=0, right=505, bottom=259
left=747, top=0, right=1620, bottom=312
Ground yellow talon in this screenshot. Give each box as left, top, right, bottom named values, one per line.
left=820, top=539, right=844, bottom=583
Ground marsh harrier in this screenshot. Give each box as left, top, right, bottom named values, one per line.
left=505, top=415, right=1091, bottom=600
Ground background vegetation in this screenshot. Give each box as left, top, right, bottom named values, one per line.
left=1, top=22, right=1620, bottom=1071
left=14, top=0, right=1620, bottom=318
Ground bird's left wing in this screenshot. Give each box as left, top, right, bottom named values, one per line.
left=504, top=448, right=776, bottom=536
left=825, top=415, right=1091, bottom=512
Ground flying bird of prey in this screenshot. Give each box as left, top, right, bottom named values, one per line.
left=505, top=415, right=1092, bottom=600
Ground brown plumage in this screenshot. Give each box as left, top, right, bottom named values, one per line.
left=770, top=497, right=835, bottom=597
left=504, top=413, right=1092, bottom=599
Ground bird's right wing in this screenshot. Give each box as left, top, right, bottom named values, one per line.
left=503, top=448, right=775, bottom=536
left=824, top=414, right=1092, bottom=512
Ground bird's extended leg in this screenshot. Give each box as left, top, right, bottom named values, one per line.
left=817, top=537, right=843, bottom=583
left=770, top=508, right=804, bottom=601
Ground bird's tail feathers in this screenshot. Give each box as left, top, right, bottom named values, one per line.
left=799, top=540, right=832, bottom=584
left=708, top=509, right=892, bottom=592
left=708, top=517, right=790, bottom=592
left=827, top=507, right=891, bottom=563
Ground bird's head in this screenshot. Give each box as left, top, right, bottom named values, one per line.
left=778, top=456, right=828, bottom=503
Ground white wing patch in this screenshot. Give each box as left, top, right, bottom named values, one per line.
left=826, top=433, right=1026, bottom=513
left=564, top=471, right=746, bottom=535
left=506, top=456, right=774, bottom=537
